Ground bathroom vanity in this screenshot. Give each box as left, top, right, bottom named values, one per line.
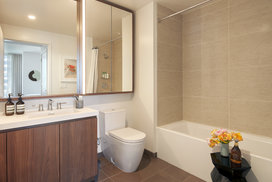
left=0, top=108, right=98, bottom=182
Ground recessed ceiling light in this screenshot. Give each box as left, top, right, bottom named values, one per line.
left=28, top=15, right=36, bottom=20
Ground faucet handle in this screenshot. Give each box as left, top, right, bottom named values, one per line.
left=32, top=104, right=44, bottom=111
left=38, top=104, right=44, bottom=111
left=57, top=102, right=67, bottom=110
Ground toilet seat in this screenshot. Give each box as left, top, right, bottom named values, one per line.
left=109, top=127, right=146, bottom=143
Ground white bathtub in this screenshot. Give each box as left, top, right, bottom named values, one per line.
left=156, top=121, right=272, bottom=182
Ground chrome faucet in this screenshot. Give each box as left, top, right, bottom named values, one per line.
left=38, top=104, right=44, bottom=111
left=48, top=99, right=53, bottom=110
left=57, top=102, right=67, bottom=110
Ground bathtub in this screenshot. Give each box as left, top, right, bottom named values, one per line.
left=156, top=121, right=272, bottom=182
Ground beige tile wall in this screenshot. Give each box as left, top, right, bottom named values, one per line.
left=97, top=38, right=122, bottom=93
left=97, top=43, right=111, bottom=92
left=112, top=38, right=122, bottom=92
left=181, top=0, right=272, bottom=137
left=157, top=5, right=183, bottom=126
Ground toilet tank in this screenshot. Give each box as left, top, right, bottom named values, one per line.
left=100, top=109, right=126, bottom=133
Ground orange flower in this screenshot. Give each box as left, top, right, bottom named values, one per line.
left=208, top=138, right=219, bottom=148
left=232, top=132, right=243, bottom=142
left=210, top=129, right=218, bottom=138
left=218, top=132, right=232, bottom=143
left=208, top=129, right=243, bottom=147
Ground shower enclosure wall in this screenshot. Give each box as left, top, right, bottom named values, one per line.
left=157, top=0, right=272, bottom=142
left=156, top=0, right=272, bottom=181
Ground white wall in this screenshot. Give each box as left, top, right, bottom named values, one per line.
left=122, top=14, right=133, bottom=91
left=0, top=24, right=77, bottom=95
left=22, top=52, right=42, bottom=96
left=126, top=2, right=157, bottom=152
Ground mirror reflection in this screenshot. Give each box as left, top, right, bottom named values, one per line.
left=0, top=0, right=77, bottom=98
left=4, top=40, right=48, bottom=97
left=85, top=0, right=133, bottom=94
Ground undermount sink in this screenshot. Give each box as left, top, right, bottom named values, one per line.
left=28, top=108, right=80, bottom=118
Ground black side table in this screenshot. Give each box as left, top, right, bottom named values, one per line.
left=210, top=153, right=251, bottom=182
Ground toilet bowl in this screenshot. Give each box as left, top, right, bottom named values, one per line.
left=100, top=109, right=146, bottom=173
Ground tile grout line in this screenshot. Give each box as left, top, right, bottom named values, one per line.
left=227, top=0, right=231, bottom=130
left=142, top=164, right=173, bottom=182
left=106, top=170, right=123, bottom=181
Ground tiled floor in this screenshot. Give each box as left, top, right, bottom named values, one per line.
left=98, top=154, right=205, bottom=182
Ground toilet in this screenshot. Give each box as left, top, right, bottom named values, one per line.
left=100, top=109, right=146, bottom=173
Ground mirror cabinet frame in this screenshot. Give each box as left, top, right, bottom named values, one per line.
left=0, top=0, right=134, bottom=101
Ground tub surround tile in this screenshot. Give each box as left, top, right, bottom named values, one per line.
left=229, top=0, right=272, bottom=37
left=158, top=17, right=182, bottom=33
left=182, top=9, right=201, bottom=23
left=182, top=31, right=202, bottom=46
left=183, top=70, right=201, bottom=97
left=158, top=21, right=182, bottom=46
left=202, top=69, right=228, bottom=98
left=202, top=25, right=228, bottom=43
left=202, top=40, right=228, bottom=70
left=201, top=0, right=228, bottom=16
left=182, top=44, right=202, bottom=71
left=230, top=99, right=272, bottom=138
left=177, top=0, right=272, bottom=138
left=157, top=43, right=182, bottom=72
left=157, top=71, right=182, bottom=98
left=182, top=19, right=202, bottom=46
left=229, top=66, right=272, bottom=101
left=202, top=7, right=228, bottom=31
left=183, top=97, right=202, bottom=123
left=157, top=4, right=183, bottom=127
left=229, top=12, right=272, bottom=38
left=157, top=4, right=182, bottom=23
left=157, top=71, right=182, bottom=81
left=182, top=17, right=202, bottom=36
left=183, top=96, right=228, bottom=128
left=229, top=31, right=272, bottom=68
left=201, top=97, right=229, bottom=128
left=158, top=97, right=182, bottom=126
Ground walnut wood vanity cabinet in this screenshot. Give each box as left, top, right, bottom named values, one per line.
left=0, top=133, right=6, bottom=182
left=7, top=124, right=60, bottom=182
left=0, top=117, right=97, bottom=182
left=60, top=118, right=97, bottom=182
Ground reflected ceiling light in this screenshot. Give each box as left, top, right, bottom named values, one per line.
left=28, top=15, right=36, bottom=20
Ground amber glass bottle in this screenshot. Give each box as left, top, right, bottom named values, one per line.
left=5, top=93, right=15, bottom=116
left=16, top=93, right=25, bottom=115
left=230, top=140, right=242, bottom=168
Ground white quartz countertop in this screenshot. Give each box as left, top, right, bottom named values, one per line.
left=0, top=107, right=99, bottom=131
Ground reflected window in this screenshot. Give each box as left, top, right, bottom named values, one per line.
left=4, top=40, right=47, bottom=97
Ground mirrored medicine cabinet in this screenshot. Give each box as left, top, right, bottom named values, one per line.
left=0, top=0, right=134, bottom=100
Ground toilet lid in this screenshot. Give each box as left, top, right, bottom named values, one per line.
left=109, top=127, right=146, bottom=143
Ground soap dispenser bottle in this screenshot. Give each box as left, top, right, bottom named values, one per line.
left=5, top=93, right=15, bottom=116
left=16, top=93, right=25, bottom=115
